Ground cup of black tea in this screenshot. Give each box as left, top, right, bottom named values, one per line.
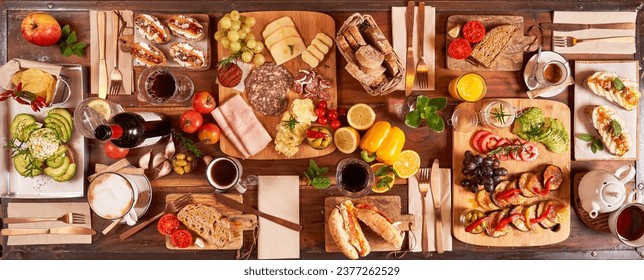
left=206, top=157, right=256, bottom=193
left=336, top=158, right=374, bottom=198
left=608, top=190, right=644, bottom=247
left=137, top=66, right=194, bottom=104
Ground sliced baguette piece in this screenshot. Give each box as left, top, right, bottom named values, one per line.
left=345, top=62, right=377, bottom=87
left=301, top=50, right=320, bottom=68
left=315, top=32, right=334, bottom=48
left=585, top=72, right=641, bottom=111
left=361, top=26, right=393, bottom=54
left=360, top=63, right=386, bottom=78
left=336, top=35, right=357, bottom=63
left=470, top=24, right=519, bottom=68
left=355, top=45, right=385, bottom=69
left=343, top=32, right=361, bottom=52
left=382, top=52, right=400, bottom=77
left=585, top=105, right=631, bottom=156
left=346, top=25, right=367, bottom=46
left=356, top=208, right=403, bottom=249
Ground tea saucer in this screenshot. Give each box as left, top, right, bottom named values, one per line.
left=523, top=51, right=571, bottom=98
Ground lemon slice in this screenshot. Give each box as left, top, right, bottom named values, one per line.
left=347, top=103, right=376, bottom=130
left=392, top=150, right=420, bottom=178
left=87, top=99, right=112, bottom=120
left=333, top=127, right=360, bottom=154
left=371, top=163, right=396, bottom=193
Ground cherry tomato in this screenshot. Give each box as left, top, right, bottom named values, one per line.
left=314, top=107, right=327, bottom=118
left=337, top=107, right=347, bottom=116
left=317, top=117, right=329, bottom=125
left=448, top=38, right=472, bottom=60
left=462, top=20, right=486, bottom=43
left=198, top=123, right=221, bottom=145
left=157, top=213, right=180, bottom=236
left=191, top=91, right=217, bottom=114
left=103, top=141, right=129, bottom=159
left=179, top=110, right=203, bottom=134
left=330, top=119, right=342, bottom=130
left=327, top=109, right=338, bottom=121
left=317, top=100, right=328, bottom=110
left=171, top=229, right=193, bottom=248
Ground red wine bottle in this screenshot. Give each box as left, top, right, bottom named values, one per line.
left=94, top=112, right=171, bottom=148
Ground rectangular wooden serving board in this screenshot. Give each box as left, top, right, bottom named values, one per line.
left=165, top=193, right=257, bottom=250
left=446, top=15, right=525, bottom=71
left=451, top=99, right=571, bottom=247
left=217, top=11, right=337, bottom=160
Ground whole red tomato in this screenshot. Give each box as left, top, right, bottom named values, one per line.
left=171, top=229, right=193, bottom=248
left=198, top=123, right=221, bottom=145
left=327, top=109, right=338, bottom=120
left=103, top=141, right=129, bottom=159
left=157, top=213, right=180, bottom=236
left=192, top=90, right=217, bottom=114
left=179, top=110, right=203, bottom=134
left=330, top=119, right=342, bottom=130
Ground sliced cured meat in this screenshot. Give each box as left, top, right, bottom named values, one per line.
left=245, top=63, right=293, bottom=116
left=293, top=69, right=332, bottom=101
left=476, top=189, right=500, bottom=211
left=542, top=165, right=563, bottom=191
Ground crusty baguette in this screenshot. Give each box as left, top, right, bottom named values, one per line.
left=585, top=72, right=641, bottom=111
left=345, top=62, right=377, bottom=87
left=343, top=32, right=361, bottom=52
left=585, top=105, right=631, bottom=156
left=382, top=52, right=400, bottom=77
left=336, top=35, right=357, bottom=64
left=361, top=26, right=393, bottom=54
left=360, top=64, right=386, bottom=78
left=329, top=208, right=359, bottom=260
left=355, top=45, right=385, bottom=69
left=356, top=208, right=403, bottom=249
left=470, top=25, right=518, bottom=68
left=346, top=25, right=367, bottom=47
left=328, top=200, right=371, bottom=259
left=177, top=204, right=232, bottom=247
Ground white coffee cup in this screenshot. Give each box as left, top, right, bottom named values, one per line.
left=608, top=189, right=644, bottom=247
left=205, top=157, right=257, bottom=193
left=536, top=60, right=568, bottom=86
left=88, top=172, right=139, bottom=225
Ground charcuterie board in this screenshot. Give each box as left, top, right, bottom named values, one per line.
left=217, top=11, right=337, bottom=160
left=324, top=196, right=414, bottom=253
left=164, top=193, right=256, bottom=250
left=452, top=99, right=571, bottom=247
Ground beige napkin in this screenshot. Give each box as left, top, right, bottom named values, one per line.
left=553, top=11, right=636, bottom=54
left=392, top=5, right=436, bottom=91
left=89, top=10, right=134, bottom=95
left=257, top=176, right=300, bottom=259
left=0, top=59, right=63, bottom=90
left=407, top=169, right=452, bottom=252
left=6, top=202, right=92, bottom=245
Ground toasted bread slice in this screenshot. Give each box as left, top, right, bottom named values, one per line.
left=585, top=105, right=631, bottom=156
left=585, top=72, right=640, bottom=111
left=470, top=25, right=518, bottom=68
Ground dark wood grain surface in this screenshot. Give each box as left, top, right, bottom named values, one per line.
left=2, top=0, right=644, bottom=260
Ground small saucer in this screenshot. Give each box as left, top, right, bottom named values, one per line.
left=523, top=51, right=571, bottom=98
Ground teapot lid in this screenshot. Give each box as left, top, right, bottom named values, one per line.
left=602, top=184, right=625, bottom=205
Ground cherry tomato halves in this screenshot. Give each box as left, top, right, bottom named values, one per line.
left=448, top=38, right=472, bottom=60
left=157, top=214, right=180, bottom=236
left=171, top=229, right=193, bottom=248
left=462, top=20, right=486, bottom=43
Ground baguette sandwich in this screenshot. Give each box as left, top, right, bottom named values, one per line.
left=355, top=203, right=403, bottom=249
left=585, top=72, right=641, bottom=111
left=169, top=42, right=206, bottom=68
left=177, top=204, right=232, bottom=247
left=585, top=105, right=631, bottom=156
left=134, top=14, right=170, bottom=44
left=131, top=42, right=167, bottom=66
left=167, top=15, right=205, bottom=41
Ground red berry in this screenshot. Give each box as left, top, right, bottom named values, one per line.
left=327, top=109, right=338, bottom=120
left=317, top=117, right=329, bottom=125
left=314, top=107, right=327, bottom=118
left=330, top=119, right=341, bottom=130
left=317, top=100, right=328, bottom=110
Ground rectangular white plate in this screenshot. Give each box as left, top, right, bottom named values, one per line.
left=1, top=64, right=87, bottom=198
left=573, top=60, right=638, bottom=161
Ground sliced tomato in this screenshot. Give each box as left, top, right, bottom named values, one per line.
left=157, top=213, right=180, bottom=236
left=171, top=229, right=193, bottom=248
left=448, top=38, right=472, bottom=60
left=480, top=133, right=501, bottom=153
left=495, top=139, right=510, bottom=149
left=462, top=20, right=486, bottom=43
left=519, top=142, right=539, bottom=161
left=471, top=130, right=491, bottom=152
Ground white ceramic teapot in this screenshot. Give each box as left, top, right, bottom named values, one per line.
left=579, top=165, right=636, bottom=218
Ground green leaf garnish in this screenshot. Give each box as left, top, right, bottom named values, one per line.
left=591, top=139, right=604, bottom=154
left=404, top=111, right=421, bottom=128
left=375, top=165, right=391, bottom=177
left=58, top=25, right=87, bottom=57
left=61, top=25, right=71, bottom=38
left=304, top=160, right=331, bottom=189
left=428, top=97, right=447, bottom=111
left=610, top=119, right=622, bottom=137
left=282, top=116, right=299, bottom=131
left=614, top=77, right=624, bottom=91
left=576, top=134, right=594, bottom=142
left=403, top=95, right=447, bottom=132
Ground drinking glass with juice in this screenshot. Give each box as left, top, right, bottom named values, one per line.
left=449, top=73, right=487, bottom=102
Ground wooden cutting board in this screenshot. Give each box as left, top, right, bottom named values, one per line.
left=324, top=196, right=414, bottom=253
left=451, top=99, right=571, bottom=247
left=165, top=193, right=256, bottom=250
left=217, top=11, right=337, bottom=160
left=446, top=15, right=527, bottom=71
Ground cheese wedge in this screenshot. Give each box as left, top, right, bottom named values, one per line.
left=307, top=44, right=325, bottom=61
left=301, top=50, right=320, bottom=68
left=262, top=16, right=296, bottom=39
left=265, top=26, right=301, bottom=49
left=315, top=32, right=333, bottom=48
left=312, top=38, right=330, bottom=54
left=269, top=36, right=306, bottom=65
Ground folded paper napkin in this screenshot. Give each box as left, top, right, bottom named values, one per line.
left=257, top=176, right=300, bottom=259
left=6, top=202, right=92, bottom=245
left=407, top=169, right=452, bottom=252
left=0, top=59, right=62, bottom=90
left=392, top=6, right=436, bottom=91
left=89, top=10, right=134, bottom=95
left=553, top=11, right=636, bottom=54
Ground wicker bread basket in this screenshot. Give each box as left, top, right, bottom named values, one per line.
left=336, top=13, right=404, bottom=96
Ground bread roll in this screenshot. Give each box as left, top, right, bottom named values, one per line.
left=328, top=200, right=371, bottom=259
left=356, top=208, right=403, bottom=249
left=355, top=45, right=385, bottom=69
left=360, top=63, right=386, bottom=78
left=131, top=42, right=166, bottom=66
left=134, top=14, right=170, bottom=44
left=167, top=15, right=204, bottom=41
left=345, top=62, right=377, bottom=87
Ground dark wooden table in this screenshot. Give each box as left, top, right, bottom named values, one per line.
left=2, top=0, right=644, bottom=260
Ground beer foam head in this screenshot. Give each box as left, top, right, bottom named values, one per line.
left=88, top=173, right=134, bottom=219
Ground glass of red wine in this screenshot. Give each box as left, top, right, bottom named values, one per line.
left=335, top=158, right=374, bottom=198
left=137, top=66, right=194, bottom=104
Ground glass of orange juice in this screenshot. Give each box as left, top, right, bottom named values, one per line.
left=448, top=73, right=487, bottom=102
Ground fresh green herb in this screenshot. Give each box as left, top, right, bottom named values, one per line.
left=576, top=133, right=604, bottom=154
left=288, top=44, right=295, bottom=55
left=5, top=138, right=42, bottom=177
left=374, top=165, right=395, bottom=191
left=218, top=51, right=242, bottom=67
left=59, top=25, right=88, bottom=57
left=576, top=133, right=594, bottom=142
left=614, top=77, right=625, bottom=91
left=610, top=119, right=622, bottom=137
left=404, top=95, right=447, bottom=132
left=304, top=160, right=331, bottom=189
left=492, top=103, right=511, bottom=125
left=171, top=129, right=203, bottom=158
left=282, top=116, right=299, bottom=131
left=486, top=142, right=525, bottom=157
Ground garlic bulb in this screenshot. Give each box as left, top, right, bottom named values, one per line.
left=152, top=152, right=166, bottom=168
left=139, top=148, right=153, bottom=170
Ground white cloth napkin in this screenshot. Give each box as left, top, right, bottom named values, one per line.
left=89, top=10, right=134, bottom=95
left=6, top=202, right=92, bottom=245
left=392, top=5, right=436, bottom=91
left=0, top=59, right=62, bottom=90
left=553, top=11, right=636, bottom=54
left=407, top=169, right=452, bottom=252
left=257, top=176, right=300, bottom=259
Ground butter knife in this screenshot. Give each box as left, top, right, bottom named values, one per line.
left=429, top=159, right=444, bottom=254
left=540, top=22, right=635, bottom=32
left=212, top=192, right=303, bottom=232
left=97, top=11, right=108, bottom=99
left=404, top=0, right=415, bottom=96
left=1, top=226, right=96, bottom=236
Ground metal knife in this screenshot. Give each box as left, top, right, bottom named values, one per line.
left=404, top=0, right=416, bottom=96
left=97, top=11, right=108, bottom=99
left=540, top=22, right=635, bottom=32
left=429, top=159, right=444, bottom=254
left=1, top=226, right=97, bottom=236
left=212, top=192, right=303, bottom=232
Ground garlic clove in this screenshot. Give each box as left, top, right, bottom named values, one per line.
left=139, top=148, right=153, bottom=170
left=156, top=161, right=172, bottom=178
left=164, top=136, right=176, bottom=159
left=152, top=152, right=167, bottom=168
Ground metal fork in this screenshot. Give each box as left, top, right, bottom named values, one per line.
left=108, top=11, right=123, bottom=96
left=3, top=213, right=86, bottom=224
left=553, top=35, right=634, bottom=48
left=416, top=167, right=430, bottom=254
left=414, top=2, right=429, bottom=89
left=118, top=193, right=193, bottom=240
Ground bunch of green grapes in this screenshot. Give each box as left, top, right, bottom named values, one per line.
left=215, top=10, right=266, bottom=65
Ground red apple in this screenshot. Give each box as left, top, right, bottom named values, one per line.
left=21, top=12, right=62, bottom=46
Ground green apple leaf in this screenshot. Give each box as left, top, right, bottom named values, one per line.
left=405, top=111, right=421, bottom=128
left=428, top=97, right=448, bottom=111
left=61, top=25, right=71, bottom=39
left=66, top=31, right=77, bottom=45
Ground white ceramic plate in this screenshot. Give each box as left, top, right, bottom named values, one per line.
left=523, top=51, right=571, bottom=98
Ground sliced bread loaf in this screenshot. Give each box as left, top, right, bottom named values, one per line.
left=355, top=45, right=385, bottom=69
left=470, top=24, right=518, bottom=68
left=177, top=203, right=232, bottom=247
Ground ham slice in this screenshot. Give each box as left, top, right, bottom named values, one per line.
left=212, top=94, right=272, bottom=158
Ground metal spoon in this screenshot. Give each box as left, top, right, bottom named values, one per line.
left=527, top=43, right=542, bottom=88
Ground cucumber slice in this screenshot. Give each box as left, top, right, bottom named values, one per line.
left=52, top=163, right=76, bottom=182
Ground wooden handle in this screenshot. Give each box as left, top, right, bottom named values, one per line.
left=98, top=11, right=106, bottom=60
left=582, top=36, right=635, bottom=43
left=3, top=217, right=56, bottom=224
left=417, top=2, right=425, bottom=59
left=256, top=211, right=303, bottom=232
left=119, top=211, right=166, bottom=240
left=435, top=208, right=444, bottom=254
left=421, top=195, right=429, bottom=253
left=102, top=218, right=122, bottom=235
left=1, top=228, right=49, bottom=236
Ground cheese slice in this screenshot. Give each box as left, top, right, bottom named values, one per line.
left=265, top=26, right=301, bottom=49
left=269, top=36, right=306, bottom=65
left=262, top=16, right=296, bottom=39
left=301, top=50, right=320, bottom=68
left=312, top=38, right=330, bottom=54
left=314, top=32, right=333, bottom=48
left=306, top=44, right=325, bottom=61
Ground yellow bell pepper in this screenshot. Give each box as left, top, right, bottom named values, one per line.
left=359, top=121, right=406, bottom=165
